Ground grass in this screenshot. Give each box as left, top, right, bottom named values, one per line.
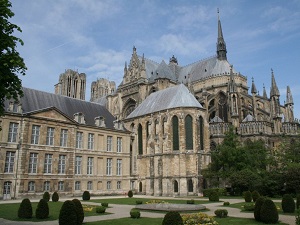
left=0, top=201, right=105, bottom=221
left=89, top=197, right=211, bottom=205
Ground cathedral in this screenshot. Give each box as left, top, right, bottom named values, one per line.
left=0, top=16, right=298, bottom=199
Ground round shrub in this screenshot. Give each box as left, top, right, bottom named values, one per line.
left=43, top=191, right=50, bottom=202
left=243, top=203, right=255, bottom=211
left=128, top=190, right=133, bottom=198
left=130, top=208, right=141, bottom=219
left=297, top=194, right=300, bottom=209
left=136, top=200, right=143, bottom=205
left=186, top=199, right=195, bottom=204
left=96, top=206, right=106, bottom=213
left=18, top=198, right=33, bottom=219
left=260, top=199, right=278, bottom=224
left=82, top=191, right=90, bottom=201
left=243, top=191, right=252, bottom=202
left=208, top=190, right=219, bottom=202
left=59, top=200, right=77, bottom=225
left=72, top=199, right=84, bottom=225
left=282, top=194, right=295, bottom=213
left=214, top=209, right=228, bottom=218
left=162, top=211, right=183, bottom=225
left=101, top=202, right=108, bottom=207
left=223, top=201, right=230, bottom=206
left=296, top=208, right=300, bottom=225
left=52, top=191, right=59, bottom=202
left=36, top=198, right=49, bottom=219
left=254, top=196, right=265, bottom=221
left=251, top=190, right=260, bottom=202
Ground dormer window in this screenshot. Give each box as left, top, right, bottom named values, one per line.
left=74, top=112, right=85, bottom=124
left=114, top=120, right=123, bottom=130
left=8, top=101, right=21, bottom=113
left=95, top=116, right=106, bottom=128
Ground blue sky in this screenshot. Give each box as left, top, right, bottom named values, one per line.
left=10, top=0, right=300, bottom=119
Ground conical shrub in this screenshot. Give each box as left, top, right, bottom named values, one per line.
left=260, top=199, right=278, bottom=224
left=82, top=191, right=90, bottom=200
left=282, top=194, right=295, bottom=213
left=52, top=191, right=59, bottom=202
left=36, top=198, right=49, bottom=219
left=162, top=211, right=183, bottom=225
left=59, top=200, right=77, bottom=225
left=18, top=198, right=33, bottom=218
left=72, top=199, right=84, bottom=225
left=243, top=191, right=252, bottom=202
left=254, top=196, right=265, bottom=221
left=251, top=190, right=260, bottom=202
left=43, top=191, right=50, bottom=202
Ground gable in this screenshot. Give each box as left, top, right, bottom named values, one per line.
left=27, top=108, right=74, bottom=123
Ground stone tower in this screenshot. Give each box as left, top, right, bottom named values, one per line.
left=90, top=78, right=116, bottom=102
left=55, top=69, right=86, bottom=100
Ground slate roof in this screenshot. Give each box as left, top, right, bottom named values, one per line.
left=5, top=87, right=116, bottom=129
left=126, top=84, right=203, bottom=119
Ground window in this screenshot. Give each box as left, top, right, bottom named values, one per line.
left=31, top=125, right=40, bottom=144
left=117, top=137, right=122, bottom=152
left=60, top=129, right=68, bottom=147
left=44, top=181, right=50, bottom=191
left=106, top=158, right=112, bottom=175
left=76, top=132, right=83, bottom=149
left=8, top=122, right=18, bottom=142
left=172, top=116, right=179, bottom=150
left=4, top=151, right=15, bottom=173
left=28, top=181, right=35, bottom=191
left=117, top=159, right=122, bottom=176
left=138, top=124, right=143, bottom=154
left=46, top=127, right=54, bottom=146
left=28, top=153, right=38, bottom=173
left=58, top=155, right=66, bottom=174
left=75, top=156, right=82, bottom=175
left=185, top=115, right=193, bottom=150
left=88, top=133, right=94, bottom=150
left=75, top=181, right=81, bottom=190
left=58, top=181, right=64, bottom=191
left=87, top=181, right=93, bottom=190
left=87, top=157, right=93, bottom=175
left=107, top=181, right=111, bottom=190
left=117, top=181, right=121, bottom=189
left=199, top=116, right=204, bottom=150
left=107, top=136, right=112, bottom=151
left=44, top=154, right=53, bottom=173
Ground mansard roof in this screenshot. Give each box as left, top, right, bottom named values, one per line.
left=5, top=87, right=116, bottom=129
left=126, top=84, right=203, bottom=119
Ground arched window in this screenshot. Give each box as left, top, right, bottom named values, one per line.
left=172, top=116, right=179, bottom=151
left=146, top=121, right=150, bottom=138
left=174, top=180, right=179, bottom=193
left=138, top=124, right=143, bottom=155
left=185, top=115, right=193, bottom=150
left=187, top=179, right=193, bottom=192
left=199, top=116, right=204, bottom=150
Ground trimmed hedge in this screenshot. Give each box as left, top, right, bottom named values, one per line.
left=260, top=199, right=278, bottom=224
left=18, top=198, right=33, bottom=219
left=130, top=208, right=141, bottom=219
left=43, top=191, right=50, bottom=202
left=59, top=200, right=77, bottom=225
left=254, top=196, right=265, bottom=221
left=251, top=190, right=260, bottom=202
left=72, top=198, right=84, bottom=225
left=223, top=201, right=230, bottom=206
left=162, top=211, right=183, bottom=225
left=96, top=206, right=106, bottom=213
left=214, top=209, right=228, bottom=218
left=187, top=199, right=195, bottom=204
left=243, top=203, right=255, bottom=211
left=128, top=190, right=133, bottom=198
left=208, top=190, right=219, bottom=202
left=101, top=202, right=108, bottom=207
left=82, top=191, right=90, bottom=201
left=243, top=191, right=252, bottom=202
left=52, top=191, right=59, bottom=202
left=36, top=199, right=49, bottom=219
left=282, top=194, right=295, bottom=213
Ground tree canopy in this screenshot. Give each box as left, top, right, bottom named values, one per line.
left=0, top=0, right=26, bottom=116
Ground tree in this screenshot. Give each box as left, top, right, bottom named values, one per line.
left=0, top=0, right=26, bottom=117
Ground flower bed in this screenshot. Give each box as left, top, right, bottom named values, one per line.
left=181, top=212, right=218, bottom=225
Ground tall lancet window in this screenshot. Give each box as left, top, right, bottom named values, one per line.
left=172, top=116, right=179, bottom=151
left=185, top=115, right=193, bottom=150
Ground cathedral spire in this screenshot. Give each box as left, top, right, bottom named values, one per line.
left=251, top=77, right=257, bottom=94
left=270, top=69, right=280, bottom=97
left=263, top=84, right=268, bottom=99
left=216, top=9, right=227, bottom=60
left=286, top=86, right=294, bottom=105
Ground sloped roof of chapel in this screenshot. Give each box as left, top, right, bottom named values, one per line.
left=126, top=84, right=203, bottom=119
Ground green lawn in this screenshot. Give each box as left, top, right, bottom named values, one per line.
left=0, top=201, right=104, bottom=221
left=89, top=197, right=211, bottom=205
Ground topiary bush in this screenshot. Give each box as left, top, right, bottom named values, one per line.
left=130, top=208, right=141, bottom=219
left=36, top=198, right=49, bottom=219
left=297, top=194, right=300, bottom=209
left=128, top=190, right=133, bottom=198
left=162, top=211, right=183, bottom=225
left=18, top=198, right=33, bottom=219
left=43, top=191, right=50, bottom=202
left=243, top=203, right=255, bottom=211
left=208, top=190, right=219, bottom=202
left=96, top=206, right=106, bottom=213
left=72, top=199, right=84, bottom=225
left=101, top=202, right=108, bottom=207
left=260, top=199, right=278, bottom=224
left=223, top=201, right=230, bottom=206
left=52, top=191, right=59, bottom=202
left=59, top=200, right=77, bottom=225
left=187, top=199, right=195, bottom=204
left=82, top=191, right=90, bottom=201
left=243, top=191, right=252, bottom=202
left=136, top=200, right=143, bottom=205
left=214, top=209, right=228, bottom=218
left=251, top=190, right=260, bottom=202
left=254, top=196, right=265, bottom=221
left=282, top=193, right=295, bottom=213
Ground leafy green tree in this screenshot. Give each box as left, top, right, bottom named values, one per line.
left=229, top=169, right=262, bottom=194
left=0, top=0, right=26, bottom=117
